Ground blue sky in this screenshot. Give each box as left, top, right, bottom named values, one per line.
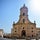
left=0, top=0, right=40, bottom=33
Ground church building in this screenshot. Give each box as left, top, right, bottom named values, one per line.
left=11, top=4, right=40, bottom=39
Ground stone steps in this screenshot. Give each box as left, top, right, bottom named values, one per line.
left=1, top=38, right=40, bottom=40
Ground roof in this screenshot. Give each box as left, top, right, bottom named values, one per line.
left=20, top=4, right=28, bottom=10
left=36, top=28, right=40, bottom=30
left=0, top=29, right=3, bottom=31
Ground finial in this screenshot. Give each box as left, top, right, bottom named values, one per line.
left=34, top=21, right=36, bottom=24
left=13, top=21, right=15, bottom=24
left=23, top=4, right=25, bottom=7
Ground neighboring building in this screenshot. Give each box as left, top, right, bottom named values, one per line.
left=36, top=28, right=40, bottom=38
left=11, top=4, right=37, bottom=38
left=3, top=33, right=11, bottom=38
left=0, top=29, right=4, bottom=37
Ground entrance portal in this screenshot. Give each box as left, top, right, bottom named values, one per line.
left=21, top=30, right=26, bottom=37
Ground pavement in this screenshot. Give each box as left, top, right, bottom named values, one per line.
left=0, top=37, right=26, bottom=40
left=0, top=37, right=40, bottom=40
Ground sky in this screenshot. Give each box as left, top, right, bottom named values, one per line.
left=0, top=0, right=40, bottom=33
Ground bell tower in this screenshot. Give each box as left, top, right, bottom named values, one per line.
left=19, top=4, right=29, bottom=23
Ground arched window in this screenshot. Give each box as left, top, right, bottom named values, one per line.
left=15, top=31, right=16, bottom=32
left=23, top=27, right=24, bottom=29
left=32, top=27, right=33, bottom=29
left=32, top=31, right=33, bottom=32
left=23, top=13, right=25, bottom=16
left=23, top=19, right=25, bottom=23
left=32, top=35, right=33, bottom=37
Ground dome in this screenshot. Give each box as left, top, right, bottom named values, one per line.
left=20, top=4, right=28, bottom=10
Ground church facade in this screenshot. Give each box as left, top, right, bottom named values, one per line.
left=11, top=4, right=40, bottom=39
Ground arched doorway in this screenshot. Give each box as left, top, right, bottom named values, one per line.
left=21, top=30, right=26, bottom=37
